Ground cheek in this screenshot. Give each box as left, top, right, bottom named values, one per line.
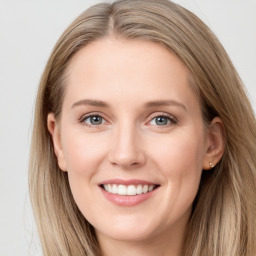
left=151, top=129, right=206, bottom=175
left=150, top=130, right=205, bottom=212
left=61, top=132, right=108, bottom=218
left=62, top=129, right=107, bottom=175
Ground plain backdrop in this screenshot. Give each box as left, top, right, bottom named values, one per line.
left=0, top=0, right=255, bottom=255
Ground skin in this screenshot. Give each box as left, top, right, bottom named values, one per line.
left=48, top=38, right=224, bottom=256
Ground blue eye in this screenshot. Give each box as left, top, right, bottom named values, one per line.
left=149, top=115, right=176, bottom=126
left=83, top=115, right=106, bottom=126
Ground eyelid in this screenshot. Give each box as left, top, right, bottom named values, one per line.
left=147, top=112, right=178, bottom=126
left=79, top=112, right=109, bottom=127
left=78, top=111, right=178, bottom=127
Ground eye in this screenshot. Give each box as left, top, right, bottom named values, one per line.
left=149, top=115, right=177, bottom=126
left=81, top=115, right=106, bottom=126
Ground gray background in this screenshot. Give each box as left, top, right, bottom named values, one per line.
left=0, top=0, right=255, bottom=255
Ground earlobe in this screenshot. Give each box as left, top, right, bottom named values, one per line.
left=47, top=113, right=67, bottom=172
left=203, top=117, right=225, bottom=170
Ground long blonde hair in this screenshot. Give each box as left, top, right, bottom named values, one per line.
left=29, top=0, right=256, bottom=255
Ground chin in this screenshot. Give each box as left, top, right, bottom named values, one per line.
left=94, top=213, right=163, bottom=243
left=99, top=227, right=156, bottom=243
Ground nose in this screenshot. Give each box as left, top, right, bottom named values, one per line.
left=108, top=123, right=146, bottom=168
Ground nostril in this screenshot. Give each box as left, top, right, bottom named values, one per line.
left=109, top=150, right=146, bottom=168
left=108, top=135, right=146, bottom=167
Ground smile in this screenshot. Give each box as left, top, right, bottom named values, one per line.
left=102, top=184, right=157, bottom=196
left=99, top=179, right=160, bottom=206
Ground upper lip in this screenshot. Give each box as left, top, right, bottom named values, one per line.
left=99, top=179, right=159, bottom=186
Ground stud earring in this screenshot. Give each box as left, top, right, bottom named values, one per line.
left=209, top=162, right=214, bottom=168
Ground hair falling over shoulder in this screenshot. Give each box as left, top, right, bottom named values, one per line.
left=29, top=0, right=256, bottom=255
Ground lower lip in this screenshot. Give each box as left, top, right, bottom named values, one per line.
left=100, top=186, right=158, bottom=207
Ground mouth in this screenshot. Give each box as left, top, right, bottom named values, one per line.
left=99, top=179, right=160, bottom=206
left=100, top=183, right=159, bottom=196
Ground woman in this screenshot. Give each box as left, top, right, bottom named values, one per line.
left=29, top=0, right=256, bottom=255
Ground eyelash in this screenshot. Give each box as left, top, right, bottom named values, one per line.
left=79, top=113, right=178, bottom=128
left=148, top=113, right=178, bottom=127
left=79, top=113, right=107, bottom=128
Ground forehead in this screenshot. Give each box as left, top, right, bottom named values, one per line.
left=67, top=37, right=190, bottom=79
left=64, top=37, right=198, bottom=109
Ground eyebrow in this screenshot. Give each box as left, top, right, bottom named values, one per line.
left=144, top=100, right=187, bottom=111
left=72, top=99, right=109, bottom=108
left=71, top=99, right=187, bottom=111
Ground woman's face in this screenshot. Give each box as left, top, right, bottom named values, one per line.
left=49, top=38, right=214, bottom=245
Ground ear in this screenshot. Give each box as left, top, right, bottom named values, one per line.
left=47, top=113, right=67, bottom=172
left=203, top=117, right=225, bottom=170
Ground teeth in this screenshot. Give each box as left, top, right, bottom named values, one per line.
left=112, top=184, right=118, bottom=194
left=149, top=185, right=154, bottom=192
left=118, top=185, right=126, bottom=195
left=107, top=184, right=112, bottom=193
left=142, top=185, right=148, bottom=193
left=136, top=184, right=142, bottom=194
left=103, top=184, right=156, bottom=195
left=127, top=185, right=136, bottom=195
